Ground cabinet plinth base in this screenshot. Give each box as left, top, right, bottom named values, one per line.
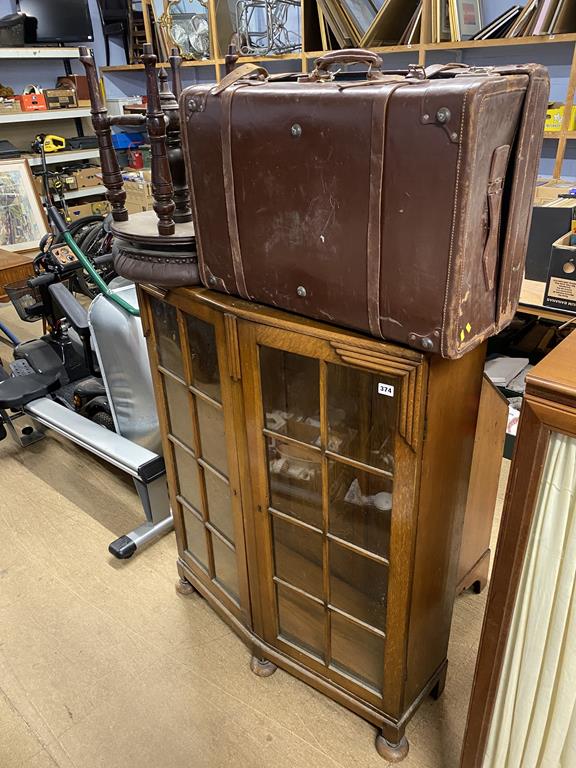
left=430, top=662, right=448, bottom=700
left=375, top=734, right=409, bottom=763
left=175, top=577, right=195, bottom=596
left=250, top=656, right=277, bottom=677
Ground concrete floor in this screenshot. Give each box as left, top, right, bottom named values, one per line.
left=0, top=302, right=508, bottom=768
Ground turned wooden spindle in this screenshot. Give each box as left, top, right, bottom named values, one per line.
left=225, top=34, right=241, bottom=75
left=141, top=43, right=176, bottom=236
left=158, top=67, right=193, bottom=225
left=79, top=46, right=128, bottom=222
left=169, top=47, right=183, bottom=99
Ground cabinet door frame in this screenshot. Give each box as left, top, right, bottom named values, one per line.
left=139, top=285, right=252, bottom=627
left=238, top=318, right=427, bottom=714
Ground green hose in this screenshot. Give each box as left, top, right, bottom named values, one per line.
left=49, top=206, right=140, bottom=317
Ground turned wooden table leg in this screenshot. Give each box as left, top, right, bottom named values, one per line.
left=250, top=656, right=277, bottom=677
left=141, top=43, right=176, bottom=236
left=158, top=66, right=193, bottom=225
left=80, top=46, right=128, bottom=222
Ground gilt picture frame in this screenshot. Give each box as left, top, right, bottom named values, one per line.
left=0, top=159, right=48, bottom=253
left=453, top=0, right=482, bottom=40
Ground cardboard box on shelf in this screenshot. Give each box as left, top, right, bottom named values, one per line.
left=73, top=166, right=102, bottom=189
left=0, top=98, right=21, bottom=114
left=534, top=179, right=575, bottom=204
left=44, top=88, right=78, bottom=110
left=123, top=172, right=153, bottom=212
left=545, top=233, right=576, bottom=314
left=66, top=203, right=94, bottom=220
left=33, top=173, right=78, bottom=197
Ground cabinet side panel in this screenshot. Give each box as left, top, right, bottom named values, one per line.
left=457, top=377, right=508, bottom=592
left=405, top=344, right=486, bottom=705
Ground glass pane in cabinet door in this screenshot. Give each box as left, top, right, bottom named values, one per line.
left=173, top=444, right=202, bottom=512
left=331, top=612, right=385, bottom=692
left=272, top=515, right=323, bottom=599
left=163, top=374, right=195, bottom=449
left=276, top=583, right=325, bottom=661
left=150, top=298, right=184, bottom=380
left=196, top=396, right=229, bottom=476
left=182, top=506, right=209, bottom=570
left=260, top=347, right=320, bottom=446
left=212, top=534, right=240, bottom=602
left=266, top=436, right=322, bottom=528
left=327, top=363, right=396, bottom=473
left=204, top=466, right=235, bottom=543
left=328, top=461, right=392, bottom=559
left=186, top=315, right=221, bottom=403
left=329, top=542, right=388, bottom=632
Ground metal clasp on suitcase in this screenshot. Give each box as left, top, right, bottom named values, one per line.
left=421, top=107, right=460, bottom=144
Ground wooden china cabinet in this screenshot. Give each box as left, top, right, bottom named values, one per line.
left=139, top=284, right=487, bottom=762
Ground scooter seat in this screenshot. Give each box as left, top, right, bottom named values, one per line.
left=0, top=371, right=61, bottom=410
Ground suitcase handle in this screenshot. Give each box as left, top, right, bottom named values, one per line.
left=308, top=49, right=383, bottom=81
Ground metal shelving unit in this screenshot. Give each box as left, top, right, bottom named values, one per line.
left=0, top=46, right=105, bottom=208
left=0, top=107, right=92, bottom=126
left=41, top=185, right=107, bottom=202
left=25, top=148, right=100, bottom=167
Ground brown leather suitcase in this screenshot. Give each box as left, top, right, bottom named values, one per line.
left=181, top=50, right=549, bottom=358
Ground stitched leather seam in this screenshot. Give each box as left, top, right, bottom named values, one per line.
left=441, top=89, right=468, bottom=357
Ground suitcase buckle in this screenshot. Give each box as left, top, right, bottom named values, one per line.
left=407, top=65, right=426, bottom=81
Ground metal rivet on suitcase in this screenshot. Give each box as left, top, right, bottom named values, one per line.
left=291, top=124, right=302, bottom=138
left=421, top=338, right=434, bottom=351
left=297, top=286, right=307, bottom=297
left=208, top=275, right=217, bottom=286
left=436, top=108, right=451, bottom=124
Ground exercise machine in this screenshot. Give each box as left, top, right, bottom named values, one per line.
left=0, top=211, right=172, bottom=559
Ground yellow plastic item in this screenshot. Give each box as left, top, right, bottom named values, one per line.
left=43, top=134, right=66, bottom=152
left=545, top=103, right=576, bottom=132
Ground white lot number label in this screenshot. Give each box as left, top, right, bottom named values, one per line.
left=378, top=382, right=395, bottom=397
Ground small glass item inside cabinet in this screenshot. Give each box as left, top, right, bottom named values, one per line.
left=266, top=436, right=322, bottom=528
left=260, top=346, right=320, bottom=446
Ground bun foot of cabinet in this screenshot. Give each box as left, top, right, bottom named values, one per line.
left=175, top=577, right=196, bottom=596
left=375, top=733, right=409, bottom=763
left=250, top=656, right=278, bottom=678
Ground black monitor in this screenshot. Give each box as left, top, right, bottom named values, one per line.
left=17, top=0, right=94, bottom=43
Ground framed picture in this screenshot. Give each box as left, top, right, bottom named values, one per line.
left=453, top=0, right=482, bottom=40
left=0, top=159, right=48, bottom=253
left=439, top=0, right=451, bottom=41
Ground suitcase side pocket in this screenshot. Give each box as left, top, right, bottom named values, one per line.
left=482, top=144, right=511, bottom=292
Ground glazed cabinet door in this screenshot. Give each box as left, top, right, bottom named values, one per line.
left=141, top=289, right=251, bottom=625
left=239, top=322, right=426, bottom=714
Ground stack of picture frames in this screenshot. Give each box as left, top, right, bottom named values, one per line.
left=316, top=0, right=421, bottom=48
left=315, top=0, right=484, bottom=49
